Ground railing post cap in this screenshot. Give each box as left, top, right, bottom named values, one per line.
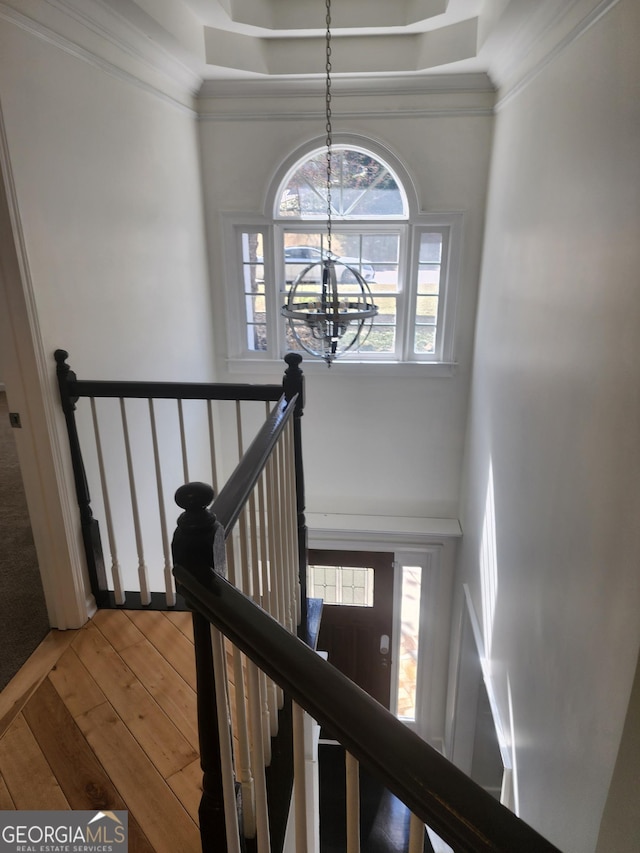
left=284, top=352, right=303, bottom=370
left=175, top=482, right=215, bottom=513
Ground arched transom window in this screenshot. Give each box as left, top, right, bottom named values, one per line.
left=277, top=146, right=407, bottom=219
left=224, top=143, right=461, bottom=368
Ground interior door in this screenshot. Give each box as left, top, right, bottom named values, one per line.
left=309, top=549, right=394, bottom=709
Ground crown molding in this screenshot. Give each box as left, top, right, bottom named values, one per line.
left=197, top=73, right=496, bottom=120
left=495, top=0, right=622, bottom=109
left=0, top=1, right=198, bottom=114
left=199, top=106, right=494, bottom=122
left=198, top=72, right=495, bottom=100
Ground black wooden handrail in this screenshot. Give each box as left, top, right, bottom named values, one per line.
left=61, top=378, right=283, bottom=402
left=173, top=560, right=561, bottom=853
left=211, top=394, right=296, bottom=536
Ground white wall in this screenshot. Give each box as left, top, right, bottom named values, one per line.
left=453, top=1, right=640, bottom=850
left=199, top=83, right=493, bottom=518
left=0, top=1, right=216, bottom=623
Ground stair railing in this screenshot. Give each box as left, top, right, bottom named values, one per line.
left=172, top=450, right=563, bottom=849
left=173, top=365, right=305, bottom=853
left=54, top=349, right=306, bottom=612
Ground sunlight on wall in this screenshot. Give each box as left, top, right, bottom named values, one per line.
left=480, top=459, right=498, bottom=657
left=507, top=675, right=520, bottom=816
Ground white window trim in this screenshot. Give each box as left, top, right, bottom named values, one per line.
left=221, top=139, right=464, bottom=375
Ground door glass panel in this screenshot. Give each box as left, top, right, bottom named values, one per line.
left=397, top=565, right=422, bottom=720
left=308, top=564, right=374, bottom=607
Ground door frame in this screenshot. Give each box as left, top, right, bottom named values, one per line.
left=0, top=102, right=89, bottom=629
left=307, top=526, right=457, bottom=752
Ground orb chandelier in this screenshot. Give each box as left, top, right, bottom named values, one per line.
left=280, top=0, right=378, bottom=367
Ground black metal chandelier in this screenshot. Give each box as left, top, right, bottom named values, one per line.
left=280, top=0, right=378, bottom=367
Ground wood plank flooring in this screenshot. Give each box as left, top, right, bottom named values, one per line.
left=0, top=610, right=204, bottom=853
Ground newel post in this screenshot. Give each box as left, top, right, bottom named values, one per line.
left=282, top=353, right=308, bottom=629
left=172, top=482, right=231, bottom=853
left=54, top=349, right=109, bottom=608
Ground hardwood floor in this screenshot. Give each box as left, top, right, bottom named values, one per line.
left=0, top=610, right=203, bottom=853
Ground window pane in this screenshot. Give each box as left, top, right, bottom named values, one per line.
left=358, top=325, right=396, bottom=353
left=398, top=566, right=422, bottom=720
left=415, top=295, right=438, bottom=323
left=419, top=233, right=442, bottom=263
left=241, top=232, right=266, bottom=351
left=279, top=148, right=406, bottom=218
left=414, top=326, right=436, bottom=355
left=308, top=564, right=374, bottom=607
left=246, top=324, right=267, bottom=351
left=417, top=265, right=441, bottom=295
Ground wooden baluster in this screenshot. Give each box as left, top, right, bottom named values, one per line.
left=345, top=751, right=361, bottom=853
left=225, top=520, right=256, bottom=837
left=408, top=813, right=426, bottom=853
left=283, top=353, right=307, bottom=629
left=148, top=398, right=175, bottom=607
left=248, top=484, right=272, bottom=765
left=211, top=625, right=243, bottom=853
left=247, top=659, right=271, bottom=852
left=232, top=646, right=256, bottom=839
left=120, top=398, right=150, bottom=605
left=280, top=434, right=296, bottom=632
left=284, top=421, right=301, bottom=626
left=207, top=399, right=219, bottom=492
left=89, top=397, right=124, bottom=604
left=265, top=454, right=285, bottom=711
left=177, top=399, right=190, bottom=483
left=54, top=350, right=109, bottom=608
left=258, top=468, right=279, bottom=737
left=172, top=482, right=238, bottom=853
left=293, top=702, right=309, bottom=853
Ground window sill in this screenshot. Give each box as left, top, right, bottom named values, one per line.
left=225, top=358, right=458, bottom=379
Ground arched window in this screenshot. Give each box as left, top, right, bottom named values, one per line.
left=277, top=146, right=407, bottom=219
left=223, top=142, right=461, bottom=369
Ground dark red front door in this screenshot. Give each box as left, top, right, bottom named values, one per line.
left=309, top=549, right=394, bottom=709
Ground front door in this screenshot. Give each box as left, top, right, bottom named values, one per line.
left=309, top=550, right=394, bottom=709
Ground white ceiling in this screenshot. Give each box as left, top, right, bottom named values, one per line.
left=99, top=0, right=579, bottom=85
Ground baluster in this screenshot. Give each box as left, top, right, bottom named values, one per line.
left=247, top=659, right=271, bottom=852
left=277, top=435, right=294, bottom=633
left=238, top=504, right=251, bottom=597
left=54, top=350, right=109, bottom=607
left=345, top=751, right=361, bottom=853
left=283, top=423, right=299, bottom=628
left=235, top=399, right=244, bottom=455
left=119, top=398, right=150, bottom=605
left=148, top=399, right=175, bottom=607
left=269, top=447, right=288, bottom=633
left=211, top=626, right=243, bottom=853
left=207, top=399, right=219, bottom=492
left=172, top=482, right=237, bottom=853
left=408, top=813, right=426, bottom=853
left=224, top=522, right=257, bottom=836
left=232, top=645, right=256, bottom=839
left=248, top=484, right=272, bottom=765
left=89, top=398, right=124, bottom=604
left=177, top=399, right=190, bottom=483
left=265, top=454, right=285, bottom=711
left=293, top=702, right=309, bottom=853
left=286, top=419, right=302, bottom=626
left=258, top=468, right=279, bottom=737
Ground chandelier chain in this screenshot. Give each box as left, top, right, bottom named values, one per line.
left=325, top=0, right=332, bottom=253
